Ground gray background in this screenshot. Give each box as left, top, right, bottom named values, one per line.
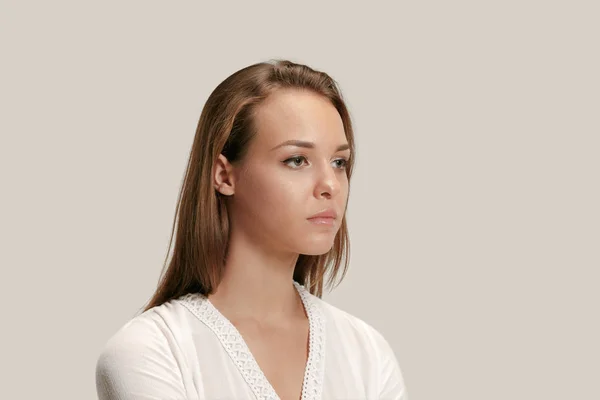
left=1, top=1, right=598, bottom=399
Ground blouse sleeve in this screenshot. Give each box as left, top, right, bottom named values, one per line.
left=375, top=329, right=409, bottom=400
left=95, top=314, right=188, bottom=400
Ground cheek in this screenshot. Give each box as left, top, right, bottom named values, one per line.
left=243, top=174, right=303, bottom=217
left=266, top=180, right=303, bottom=213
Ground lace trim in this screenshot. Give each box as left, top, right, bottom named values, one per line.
left=296, top=281, right=326, bottom=400
left=179, top=281, right=326, bottom=400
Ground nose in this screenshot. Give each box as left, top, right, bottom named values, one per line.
left=314, top=162, right=342, bottom=199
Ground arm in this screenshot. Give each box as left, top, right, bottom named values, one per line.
left=375, top=330, right=409, bottom=400
left=95, top=316, right=188, bottom=400
left=378, top=347, right=409, bottom=400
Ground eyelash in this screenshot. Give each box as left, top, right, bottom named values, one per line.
left=283, top=155, right=349, bottom=170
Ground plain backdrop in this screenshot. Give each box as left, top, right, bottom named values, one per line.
left=1, top=1, right=598, bottom=399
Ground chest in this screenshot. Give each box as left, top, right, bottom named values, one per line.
left=233, top=319, right=310, bottom=400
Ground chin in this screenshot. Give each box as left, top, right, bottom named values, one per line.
left=301, top=249, right=331, bottom=256
left=297, top=239, right=336, bottom=256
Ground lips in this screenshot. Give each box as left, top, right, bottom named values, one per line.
left=307, top=216, right=335, bottom=226
left=308, top=208, right=337, bottom=220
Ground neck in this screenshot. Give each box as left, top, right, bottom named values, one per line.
left=207, top=227, right=305, bottom=323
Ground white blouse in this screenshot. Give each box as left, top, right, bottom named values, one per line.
left=95, top=281, right=409, bottom=400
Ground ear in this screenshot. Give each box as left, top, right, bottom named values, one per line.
left=213, top=153, right=235, bottom=196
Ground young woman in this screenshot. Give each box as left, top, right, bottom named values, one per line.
left=95, top=59, right=408, bottom=400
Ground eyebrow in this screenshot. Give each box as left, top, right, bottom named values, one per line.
left=270, top=140, right=350, bottom=152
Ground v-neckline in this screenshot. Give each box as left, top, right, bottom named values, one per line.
left=179, top=281, right=326, bottom=400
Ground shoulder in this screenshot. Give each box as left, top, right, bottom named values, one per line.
left=95, top=301, right=188, bottom=399
left=309, top=293, right=396, bottom=357
left=96, top=302, right=175, bottom=363
left=309, top=295, right=409, bottom=398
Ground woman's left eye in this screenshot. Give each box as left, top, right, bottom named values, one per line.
left=333, top=159, right=348, bottom=169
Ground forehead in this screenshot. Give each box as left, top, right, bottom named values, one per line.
left=251, top=89, right=346, bottom=150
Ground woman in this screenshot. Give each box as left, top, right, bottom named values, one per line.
left=95, top=59, right=408, bottom=400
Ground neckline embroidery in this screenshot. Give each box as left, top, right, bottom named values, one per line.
left=179, top=281, right=326, bottom=400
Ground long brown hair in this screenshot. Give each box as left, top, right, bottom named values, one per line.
left=139, top=59, right=357, bottom=314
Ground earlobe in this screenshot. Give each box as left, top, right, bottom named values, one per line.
left=213, top=154, right=235, bottom=196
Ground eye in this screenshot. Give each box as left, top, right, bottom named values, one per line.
left=283, top=155, right=308, bottom=169
left=333, top=158, right=348, bottom=170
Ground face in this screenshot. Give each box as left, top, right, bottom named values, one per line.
left=215, top=89, right=350, bottom=256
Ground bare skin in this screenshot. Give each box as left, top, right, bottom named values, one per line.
left=210, top=88, right=350, bottom=399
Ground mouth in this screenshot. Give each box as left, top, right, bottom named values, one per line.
left=307, top=216, right=336, bottom=226
left=308, top=208, right=337, bottom=219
